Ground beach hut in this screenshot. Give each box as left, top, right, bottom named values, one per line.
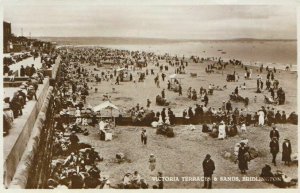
left=93, top=101, right=119, bottom=141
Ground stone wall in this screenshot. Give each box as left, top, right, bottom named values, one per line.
left=3, top=79, right=50, bottom=188
left=8, top=87, right=53, bottom=188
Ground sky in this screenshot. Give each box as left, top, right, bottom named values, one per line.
left=3, top=0, right=298, bottom=40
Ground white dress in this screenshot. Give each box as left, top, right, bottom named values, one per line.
left=258, top=111, right=265, bottom=126
left=75, top=109, right=81, bottom=117
left=158, top=115, right=163, bottom=124
left=165, top=116, right=170, bottom=125
left=240, top=124, right=247, bottom=132
left=218, top=124, right=226, bottom=139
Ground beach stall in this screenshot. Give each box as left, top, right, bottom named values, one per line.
left=93, top=101, right=119, bottom=141
left=169, top=74, right=183, bottom=92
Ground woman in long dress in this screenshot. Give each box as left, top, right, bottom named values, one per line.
left=282, top=139, right=292, bottom=165
left=218, top=121, right=226, bottom=139
left=258, top=110, right=265, bottom=126
left=238, top=142, right=249, bottom=174
left=158, top=115, right=163, bottom=124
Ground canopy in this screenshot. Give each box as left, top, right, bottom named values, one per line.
left=93, top=101, right=119, bottom=112
left=169, top=74, right=177, bottom=79
left=169, top=74, right=184, bottom=79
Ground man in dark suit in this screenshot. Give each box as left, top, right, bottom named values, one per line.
left=202, top=154, right=215, bottom=189
left=269, top=137, right=279, bottom=166
left=269, top=126, right=279, bottom=140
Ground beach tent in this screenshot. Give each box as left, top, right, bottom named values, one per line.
left=169, top=74, right=184, bottom=81
left=93, top=101, right=119, bottom=112
left=169, top=74, right=177, bottom=79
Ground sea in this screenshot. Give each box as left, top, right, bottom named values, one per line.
left=43, top=37, right=297, bottom=70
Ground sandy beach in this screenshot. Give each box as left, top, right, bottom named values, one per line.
left=61, top=47, right=298, bottom=188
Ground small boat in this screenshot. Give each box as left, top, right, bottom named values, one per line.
left=218, top=49, right=222, bottom=51
left=221, top=51, right=226, bottom=54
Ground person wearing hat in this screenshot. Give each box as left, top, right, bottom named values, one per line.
left=218, top=120, right=226, bottom=140
left=226, top=100, right=232, bottom=114
left=10, top=92, right=23, bottom=118
left=3, top=103, right=14, bottom=136
left=237, top=142, right=249, bottom=174
left=282, top=139, right=292, bottom=166
left=88, top=147, right=102, bottom=164
left=141, top=129, right=147, bottom=145
left=157, top=171, right=163, bottom=189
left=132, top=171, right=141, bottom=188
left=258, top=108, right=265, bottom=127
left=69, top=131, right=79, bottom=153
left=202, top=154, right=215, bottom=189
left=149, top=154, right=156, bottom=173
left=30, top=64, right=36, bottom=76
left=27, top=85, right=37, bottom=100
left=20, top=65, right=25, bottom=77
left=18, top=87, right=27, bottom=106
left=269, top=137, right=279, bottom=166
left=269, top=126, right=279, bottom=140
left=88, top=164, right=101, bottom=179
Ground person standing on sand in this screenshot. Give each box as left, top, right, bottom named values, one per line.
left=157, top=172, right=163, bottom=189
left=258, top=109, right=265, bottom=126
left=270, top=137, right=279, bottom=166
left=149, top=154, right=156, bottom=172
left=161, top=89, right=165, bottom=98
left=178, top=84, right=182, bottom=96
left=147, top=99, right=151, bottom=108
left=237, top=142, right=249, bottom=174
left=269, top=126, right=279, bottom=140
left=282, top=139, right=292, bottom=166
left=202, top=154, right=215, bottom=189
left=260, top=80, right=264, bottom=90
left=141, top=129, right=147, bottom=145
left=167, top=80, right=171, bottom=90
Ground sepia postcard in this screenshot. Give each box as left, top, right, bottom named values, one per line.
left=1, top=0, right=299, bottom=192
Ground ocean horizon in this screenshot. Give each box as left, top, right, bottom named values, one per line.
left=37, top=36, right=297, bottom=70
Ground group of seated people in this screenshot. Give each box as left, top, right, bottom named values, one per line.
left=260, top=164, right=297, bottom=188
left=202, top=121, right=241, bottom=139
left=181, top=103, right=297, bottom=126
left=49, top=114, right=105, bottom=189
left=120, top=171, right=149, bottom=189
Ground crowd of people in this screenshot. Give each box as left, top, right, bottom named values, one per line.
left=4, top=44, right=297, bottom=189
left=3, top=51, right=56, bottom=135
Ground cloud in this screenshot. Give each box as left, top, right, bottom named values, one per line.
left=3, top=3, right=297, bottom=39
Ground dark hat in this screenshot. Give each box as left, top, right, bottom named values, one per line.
left=205, top=154, right=211, bottom=159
